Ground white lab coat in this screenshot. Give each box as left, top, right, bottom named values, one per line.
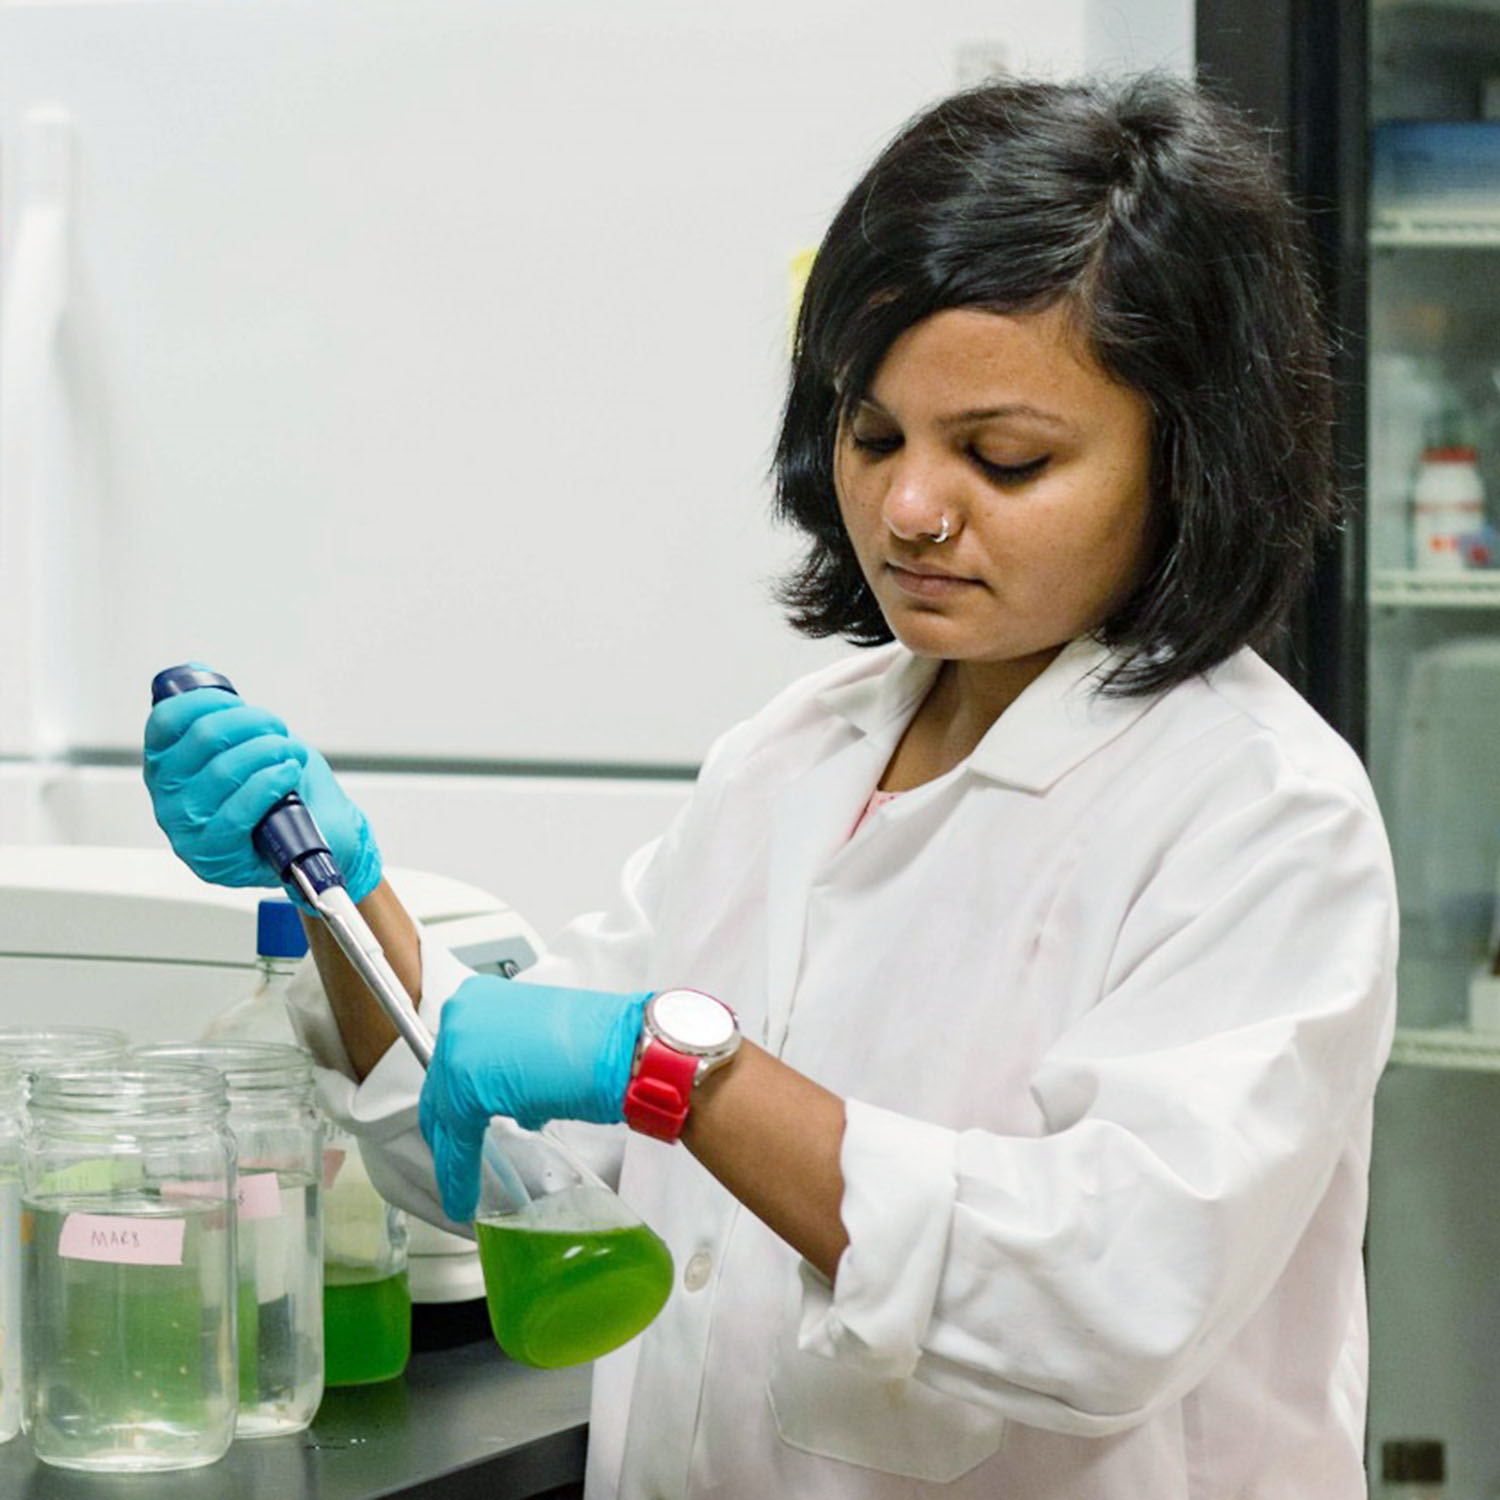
left=291, top=636, right=1397, bottom=1499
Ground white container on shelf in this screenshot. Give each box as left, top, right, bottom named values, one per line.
left=1412, top=445, right=1486, bottom=571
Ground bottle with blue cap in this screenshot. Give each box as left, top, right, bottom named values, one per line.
left=202, top=900, right=308, bottom=1045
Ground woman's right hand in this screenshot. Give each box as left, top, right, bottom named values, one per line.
left=143, top=683, right=382, bottom=901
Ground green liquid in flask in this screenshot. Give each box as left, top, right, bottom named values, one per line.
left=322, top=1267, right=411, bottom=1386
left=475, top=1199, right=673, bottom=1369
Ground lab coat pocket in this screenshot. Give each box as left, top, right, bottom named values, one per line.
left=767, top=1293, right=1006, bottom=1482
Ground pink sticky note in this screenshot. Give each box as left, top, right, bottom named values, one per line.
left=59, top=1212, right=186, bottom=1267
left=237, top=1172, right=282, bottom=1222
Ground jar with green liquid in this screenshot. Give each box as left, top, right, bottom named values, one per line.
left=472, top=1119, right=673, bottom=1369
left=322, top=1121, right=411, bottom=1385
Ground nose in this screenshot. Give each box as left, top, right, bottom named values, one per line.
left=880, top=449, right=957, bottom=544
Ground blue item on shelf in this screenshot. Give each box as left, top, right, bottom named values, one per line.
left=1373, top=120, right=1500, bottom=207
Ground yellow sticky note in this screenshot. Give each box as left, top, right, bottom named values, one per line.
left=787, top=247, right=818, bottom=346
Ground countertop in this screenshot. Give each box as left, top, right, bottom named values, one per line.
left=0, top=1339, right=590, bottom=1500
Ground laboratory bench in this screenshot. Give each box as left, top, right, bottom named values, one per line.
left=0, top=1336, right=590, bottom=1500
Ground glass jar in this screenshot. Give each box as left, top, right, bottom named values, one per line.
left=134, top=1042, right=324, bottom=1436
left=321, top=1119, right=411, bottom=1386
left=0, top=1027, right=129, bottom=1078
left=22, top=1064, right=237, bottom=1472
left=0, top=1029, right=126, bottom=1450
left=0, top=1062, right=22, bottom=1444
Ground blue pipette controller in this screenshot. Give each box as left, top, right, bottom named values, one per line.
left=150, top=665, right=344, bottom=899
left=149, top=664, right=436, bottom=1066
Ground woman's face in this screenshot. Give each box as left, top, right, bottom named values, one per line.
left=835, top=304, right=1155, bottom=690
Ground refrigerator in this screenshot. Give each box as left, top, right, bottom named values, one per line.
left=1199, top=1, right=1500, bottom=1493
left=0, top=0, right=1191, bottom=942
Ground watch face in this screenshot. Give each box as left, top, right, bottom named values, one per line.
left=652, top=989, right=737, bottom=1052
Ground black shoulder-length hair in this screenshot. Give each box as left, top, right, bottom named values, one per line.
left=773, top=72, right=1338, bottom=696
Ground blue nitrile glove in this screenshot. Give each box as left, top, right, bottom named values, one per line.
left=143, top=680, right=383, bottom=903
left=419, top=975, right=649, bottom=1222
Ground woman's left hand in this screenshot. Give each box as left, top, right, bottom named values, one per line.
left=418, top=975, right=648, bottom=1221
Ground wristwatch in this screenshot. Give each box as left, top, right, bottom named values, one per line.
left=622, top=988, right=741, bottom=1143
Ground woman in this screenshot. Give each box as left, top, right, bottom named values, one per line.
left=144, top=73, right=1396, bottom=1497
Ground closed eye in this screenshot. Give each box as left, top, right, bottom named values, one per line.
left=849, top=431, right=1050, bottom=484
left=972, top=451, right=1050, bottom=484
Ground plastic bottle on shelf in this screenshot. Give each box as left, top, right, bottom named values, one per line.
left=1411, top=444, right=1486, bottom=571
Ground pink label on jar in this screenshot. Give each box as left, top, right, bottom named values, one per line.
left=322, top=1148, right=346, bottom=1190
left=161, top=1174, right=280, bottom=1220
left=59, top=1212, right=186, bottom=1266
left=237, top=1172, right=282, bottom=1221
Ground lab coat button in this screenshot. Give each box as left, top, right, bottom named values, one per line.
left=683, top=1250, right=713, bottom=1291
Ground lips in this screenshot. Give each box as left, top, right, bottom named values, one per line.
left=885, top=560, right=979, bottom=598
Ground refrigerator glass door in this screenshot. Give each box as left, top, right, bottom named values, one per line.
left=1365, top=2, right=1500, bottom=1491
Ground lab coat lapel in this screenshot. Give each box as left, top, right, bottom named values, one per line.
left=763, top=731, right=893, bottom=1054
left=763, top=650, right=935, bottom=1054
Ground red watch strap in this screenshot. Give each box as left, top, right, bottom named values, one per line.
left=623, top=1038, right=700, bottom=1142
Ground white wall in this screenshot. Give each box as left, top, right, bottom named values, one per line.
left=1083, top=0, right=1194, bottom=76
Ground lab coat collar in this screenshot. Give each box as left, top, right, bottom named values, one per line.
left=813, top=645, right=939, bottom=738
left=814, top=636, right=1161, bottom=794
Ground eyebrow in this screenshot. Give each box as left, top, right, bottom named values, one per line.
left=856, top=396, right=1072, bottom=432
left=940, top=404, right=1071, bottom=431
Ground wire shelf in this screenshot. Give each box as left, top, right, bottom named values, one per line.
left=1389, top=1027, right=1500, bottom=1072
left=1371, top=210, right=1500, bottom=247
left=1369, top=570, right=1500, bottom=608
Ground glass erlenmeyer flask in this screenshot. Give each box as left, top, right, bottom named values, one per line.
left=472, top=1118, right=672, bottom=1369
